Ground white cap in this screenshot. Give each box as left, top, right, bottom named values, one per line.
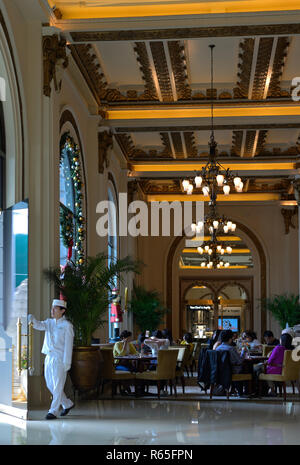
left=281, top=328, right=295, bottom=338
left=52, top=299, right=67, bottom=309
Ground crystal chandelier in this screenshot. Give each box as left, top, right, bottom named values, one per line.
left=197, top=229, right=231, bottom=269
left=191, top=199, right=237, bottom=236
left=182, top=45, right=244, bottom=197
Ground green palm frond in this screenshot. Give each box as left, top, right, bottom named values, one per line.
left=129, top=284, right=169, bottom=333
left=261, top=293, right=300, bottom=329
left=44, top=253, right=141, bottom=346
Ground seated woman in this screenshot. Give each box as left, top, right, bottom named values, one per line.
left=244, top=330, right=262, bottom=351
left=180, top=332, right=193, bottom=351
left=113, top=330, right=137, bottom=371
left=162, top=328, right=173, bottom=345
left=144, top=330, right=170, bottom=356
left=253, top=333, right=294, bottom=396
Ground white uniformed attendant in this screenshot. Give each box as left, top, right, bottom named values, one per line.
left=28, top=299, right=75, bottom=420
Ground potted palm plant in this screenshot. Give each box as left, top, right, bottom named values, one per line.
left=261, top=293, right=300, bottom=329
left=44, top=253, right=140, bottom=392
left=129, top=284, right=169, bottom=333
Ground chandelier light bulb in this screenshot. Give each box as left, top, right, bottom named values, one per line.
left=213, top=220, right=219, bottom=229
left=187, top=184, right=193, bottom=195
left=191, top=223, right=196, bottom=232
left=220, top=261, right=224, bottom=266
left=197, top=221, right=204, bottom=230
left=236, top=182, right=243, bottom=193
left=227, top=221, right=232, bottom=229
left=223, top=185, right=230, bottom=195
left=208, top=249, right=212, bottom=255
left=231, top=223, right=237, bottom=232
left=202, top=186, right=210, bottom=196
left=209, top=226, right=214, bottom=234
left=182, top=179, right=190, bottom=191
left=209, top=262, right=213, bottom=268
left=195, top=176, right=203, bottom=188
left=223, top=225, right=229, bottom=233
left=216, top=174, right=224, bottom=187
left=225, top=262, right=230, bottom=268
left=201, top=262, right=206, bottom=268
left=221, top=248, right=225, bottom=255
left=198, top=247, right=204, bottom=254
left=196, top=225, right=201, bottom=234
left=226, top=246, right=232, bottom=254
left=204, top=245, right=209, bottom=252
left=234, top=177, right=241, bottom=187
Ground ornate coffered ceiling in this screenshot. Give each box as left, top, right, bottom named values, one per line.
left=44, top=1, right=300, bottom=201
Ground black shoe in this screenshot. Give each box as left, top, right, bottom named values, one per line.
left=46, top=413, right=57, bottom=420
left=60, top=404, right=75, bottom=416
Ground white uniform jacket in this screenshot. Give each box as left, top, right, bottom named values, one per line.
left=31, top=316, right=74, bottom=368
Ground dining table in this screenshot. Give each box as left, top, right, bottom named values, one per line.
left=113, top=354, right=158, bottom=397
left=114, top=354, right=157, bottom=373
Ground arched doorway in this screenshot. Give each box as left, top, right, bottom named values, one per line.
left=166, top=220, right=266, bottom=339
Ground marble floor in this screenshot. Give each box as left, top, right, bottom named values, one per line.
left=1, top=399, right=300, bottom=445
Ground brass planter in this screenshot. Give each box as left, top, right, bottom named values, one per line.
left=70, top=346, right=102, bottom=392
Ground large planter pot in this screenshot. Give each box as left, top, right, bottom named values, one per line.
left=70, top=346, right=102, bottom=392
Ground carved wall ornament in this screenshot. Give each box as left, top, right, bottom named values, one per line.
left=43, top=34, right=69, bottom=97
left=281, top=207, right=297, bottom=234
left=98, top=130, right=113, bottom=173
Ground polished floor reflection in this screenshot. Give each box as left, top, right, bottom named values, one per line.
left=1, top=400, right=300, bottom=445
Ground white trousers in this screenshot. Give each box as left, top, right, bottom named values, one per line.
left=44, top=355, right=73, bottom=416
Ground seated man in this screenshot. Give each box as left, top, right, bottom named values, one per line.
left=263, top=330, right=280, bottom=346
left=244, top=331, right=262, bottom=351
left=144, top=330, right=170, bottom=357
left=216, top=329, right=247, bottom=397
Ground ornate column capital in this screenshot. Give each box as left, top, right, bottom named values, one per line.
left=43, top=33, right=69, bottom=97
left=98, top=129, right=113, bottom=173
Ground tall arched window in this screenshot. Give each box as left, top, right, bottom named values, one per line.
left=59, top=133, right=85, bottom=266
left=108, top=179, right=118, bottom=339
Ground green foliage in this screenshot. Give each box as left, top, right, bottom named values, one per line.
left=44, top=253, right=140, bottom=346
left=261, top=293, right=300, bottom=329
left=129, top=284, right=169, bottom=333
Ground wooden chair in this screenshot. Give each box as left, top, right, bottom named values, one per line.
left=99, top=348, right=135, bottom=397
left=262, top=344, right=275, bottom=357
left=170, top=346, right=190, bottom=394
left=191, top=342, right=201, bottom=373
left=135, top=349, right=179, bottom=399
left=184, top=344, right=194, bottom=377
left=259, top=350, right=300, bottom=401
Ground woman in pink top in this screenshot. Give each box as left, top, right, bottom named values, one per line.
left=266, top=333, right=294, bottom=375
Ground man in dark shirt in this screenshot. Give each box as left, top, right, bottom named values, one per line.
left=263, top=330, right=280, bottom=346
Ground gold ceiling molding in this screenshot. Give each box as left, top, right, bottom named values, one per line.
left=106, top=105, right=300, bottom=120
left=146, top=193, right=280, bottom=202
left=69, top=24, right=300, bottom=43
left=131, top=161, right=296, bottom=172
left=58, top=1, right=300, bottom=20
left=43, top=34, right=69, bottom=97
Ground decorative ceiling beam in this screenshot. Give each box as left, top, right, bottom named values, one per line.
left=115, top=123, right=300, bottom=132
left=69, top=24, right=300, bottom=43
left=168, top=41, right=191, bottom=101
left=146, top=193, right=280, bottom=202
left=133, top=42, right=160, bottom=101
